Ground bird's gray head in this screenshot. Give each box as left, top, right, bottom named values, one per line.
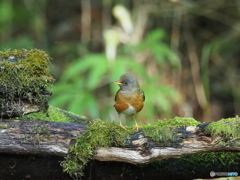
left=113, top=73, right=140, bottom=91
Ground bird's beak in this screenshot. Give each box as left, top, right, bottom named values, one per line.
left=112, top=81, right=122, bottom=85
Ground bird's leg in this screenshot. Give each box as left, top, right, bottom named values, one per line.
left=118, top=114, right=127, bottom=130
left=132, top=115, right=142, bottom=131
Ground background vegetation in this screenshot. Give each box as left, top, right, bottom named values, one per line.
left=0, top=0, right=240, bottom=125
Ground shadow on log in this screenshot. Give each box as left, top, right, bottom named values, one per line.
left=1, top=153, right=240, bottom=180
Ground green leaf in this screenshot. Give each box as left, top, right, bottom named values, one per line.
left=87, top=55, right=108, bottom=90
left=68, top=93, right=84, bottom=114
left=84, top=93, right=99, bottom=118
left=146, top=29, right=166, bottom=44
left=62, top=54, right=106, bottom=81
left=49, top=93, right=73, bottom=107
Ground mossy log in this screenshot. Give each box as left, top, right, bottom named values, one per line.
left=0, top=118, right=240, bottom=179
left=0, top=119, right=240, bottom=162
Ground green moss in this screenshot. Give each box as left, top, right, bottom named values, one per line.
left=180, top=151, right=240, bottom=170
left=143, top=117, right=200, bottom=128
left=61, top=117, right=200, bottom=178
left=0, top=125, right=8, bottom=129
left=0, top=49, right=55, bottom=117
left=206, top=116, right=240, bottom=146
left=61, top=119, right=131, bottom=178
left=141, top=117, right=200, bottom=145
left=142, top=127, right=174, bottom=145
left=0, top=49, right=52, bottom=76
left=15, top=106, right=88, bottom=124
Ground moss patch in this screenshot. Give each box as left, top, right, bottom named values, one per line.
left=15, top=105, right=89, bottom=124
left=142, top=127, right=176, bottom=145
left=206, top=116, right=240, bottom=146
left=191, top=152, right=240, bottom=168
left=143, top=117, right=200, bottom=128
left=141, top=117, right=200, bottom=145
left=0, top=49, right=55, bottom=117
left=60, top=119, right=131, bottom=178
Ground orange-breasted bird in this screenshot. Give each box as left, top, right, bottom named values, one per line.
left=112, top=73, right=145, bottom=130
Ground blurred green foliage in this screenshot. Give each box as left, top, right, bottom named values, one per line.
left=0, top=0, right=240, bottom=122
left=50, top=29, right=180, bottom=123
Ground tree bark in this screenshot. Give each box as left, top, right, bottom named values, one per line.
left=0, top=119, right=86, bottom=156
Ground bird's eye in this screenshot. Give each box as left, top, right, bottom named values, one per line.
left=123, top=82, right=128, bottom=85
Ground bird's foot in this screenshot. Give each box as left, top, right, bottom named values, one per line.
left=119, top=124, right=127, bottom=130
left=132, top=125, right=142, bottom=131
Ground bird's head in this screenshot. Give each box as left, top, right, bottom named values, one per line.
left=112, top=73, right=140, bottom=91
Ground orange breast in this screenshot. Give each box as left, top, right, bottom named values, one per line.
left=114, top=90, right=144, bottom=115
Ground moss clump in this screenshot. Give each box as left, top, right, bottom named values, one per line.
left=61, top=119, right=131, bottom=178
left=142, top=127, right=175, bottom=145
left=144, top=117, right=200, bottom=128
left=141, top=117, right=199, bottom=145
left=0, top=49, right=55, bottom=117
left=16, top=105, right=89, bottom=124
left=206, top=116, right=240, bottom=146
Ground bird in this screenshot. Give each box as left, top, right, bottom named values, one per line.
left=112, top=73, right=145, bottom=130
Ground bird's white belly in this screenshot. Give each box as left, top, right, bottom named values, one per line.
left=122, top=103, right=136, bottom=115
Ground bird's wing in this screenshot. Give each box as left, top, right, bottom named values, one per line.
left=114, top=89, right=120, bottom=102
left=141, top=90, right=145, bottom=102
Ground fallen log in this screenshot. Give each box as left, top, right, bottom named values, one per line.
left=0, top=117, right=240, bottom=179
left=0, top=118, right=240, bottom=162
